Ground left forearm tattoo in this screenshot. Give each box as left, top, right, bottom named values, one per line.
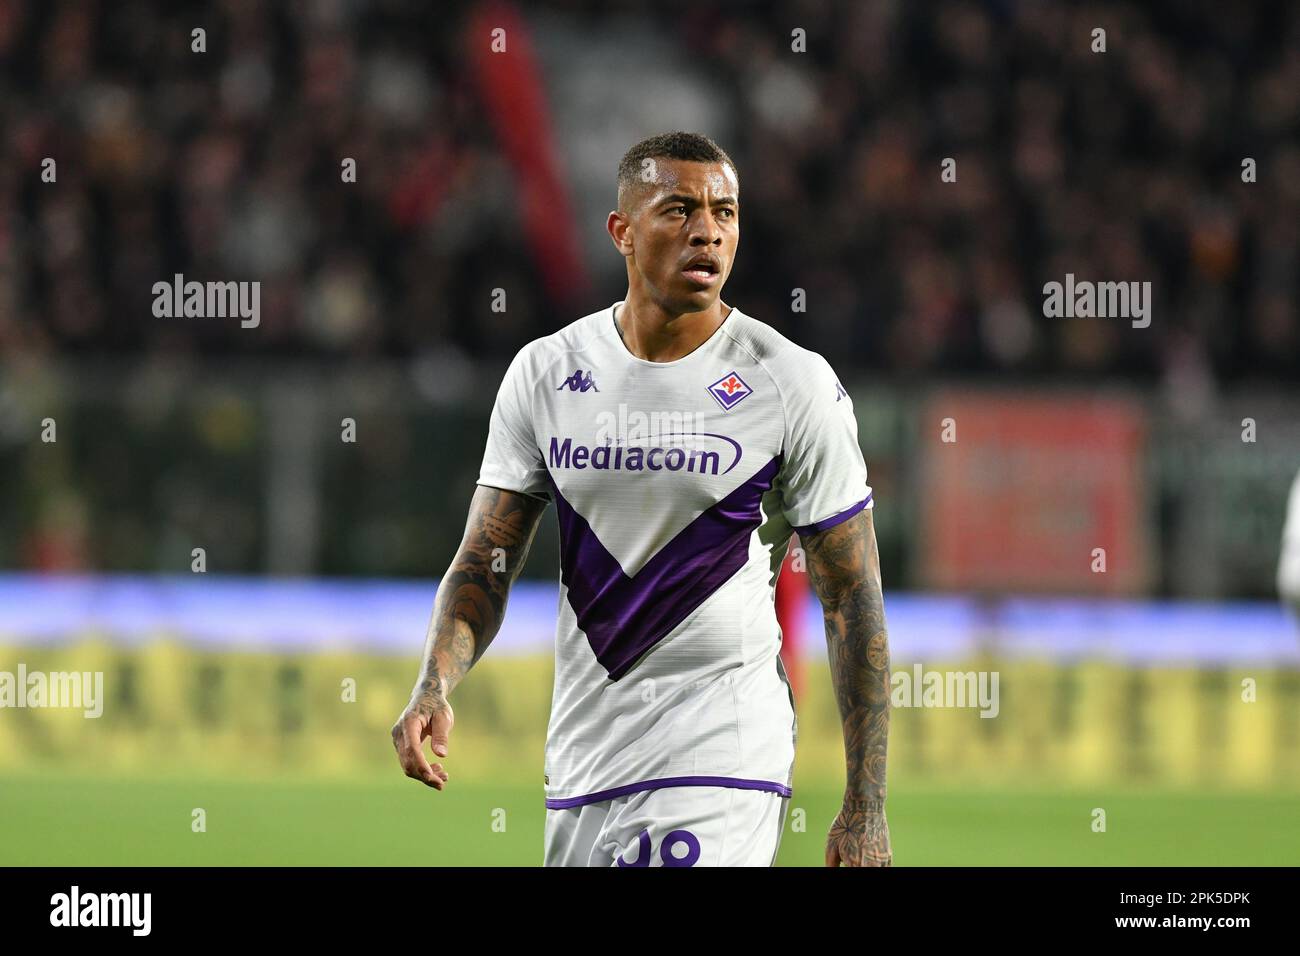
left=802, top=510, right=891, bottom=802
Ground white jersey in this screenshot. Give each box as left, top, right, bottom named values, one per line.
left=477, top=301, right=872, bottom=808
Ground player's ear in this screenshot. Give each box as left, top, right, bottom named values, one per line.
left=607, top=210, right=633, bottom=258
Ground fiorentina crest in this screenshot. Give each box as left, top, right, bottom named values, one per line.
left=707, top=370, right=752, bottom=410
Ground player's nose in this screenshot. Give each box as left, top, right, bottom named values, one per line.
left=688, top=211, right=723, bottom=246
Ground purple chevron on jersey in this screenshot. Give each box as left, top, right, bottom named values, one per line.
left=547, top=454, right=781, bottom=681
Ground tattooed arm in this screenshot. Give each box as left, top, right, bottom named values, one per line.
left=801, top=507, right=892, bottom=866
left=391, top=485, right=548, bottom=789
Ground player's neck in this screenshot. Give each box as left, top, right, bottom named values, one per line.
left=615, top=297, right=732, bottom=364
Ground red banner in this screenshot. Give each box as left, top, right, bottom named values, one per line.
left=919, top=391, right=1152, bottom=594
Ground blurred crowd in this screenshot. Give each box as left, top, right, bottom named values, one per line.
left=1, top=0, right=1296, bottom=381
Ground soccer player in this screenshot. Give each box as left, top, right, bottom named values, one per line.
left=391, top=132, right=892, bottom=867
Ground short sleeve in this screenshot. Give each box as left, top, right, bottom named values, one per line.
left=779, top=351, right=872, bottom=535
left=476, top=344, right=551, bottom=500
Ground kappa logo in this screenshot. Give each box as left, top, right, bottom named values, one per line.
left=557, top=369, right=599, bottom=392
left=707, top=370, right=752, bottom=411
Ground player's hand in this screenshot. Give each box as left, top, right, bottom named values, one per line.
left=390, top=697, right=454, bottom=790
left=825, top=797, right=891, bottom=867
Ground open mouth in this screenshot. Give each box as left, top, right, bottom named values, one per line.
left=682, top=260, right=721, bottom=285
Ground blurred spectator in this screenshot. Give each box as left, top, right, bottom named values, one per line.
left=0, top=0, right=1294, bottom=381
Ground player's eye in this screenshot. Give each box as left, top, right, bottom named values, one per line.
left=668, top=206, right=687, bottom=216
left=716, top=207, right=735, bottom=219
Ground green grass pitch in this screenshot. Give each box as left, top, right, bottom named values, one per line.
left=2, top=771, right=1296, bottom=865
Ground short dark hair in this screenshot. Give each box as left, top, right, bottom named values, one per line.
left=616, top=132, right=737, bottom=210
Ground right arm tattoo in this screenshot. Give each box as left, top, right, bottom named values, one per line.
left=408, top=485, right=547, bottom=716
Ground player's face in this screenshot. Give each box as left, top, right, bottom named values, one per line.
left=628, top=160, right=739, bottom=314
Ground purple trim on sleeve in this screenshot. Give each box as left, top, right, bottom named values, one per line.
left=792, top=493, right=872, bottom=535
left=544, top=775, right=793, bottom=810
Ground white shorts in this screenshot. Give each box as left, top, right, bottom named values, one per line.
left=544, top=785, right=789, bottom=867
